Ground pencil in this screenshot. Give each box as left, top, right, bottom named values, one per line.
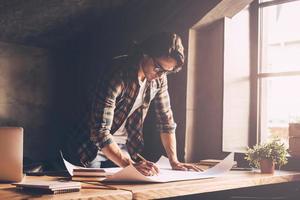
left=136, top=154, right=158, bottom=175
left=137, top=153, right=147, bottom=162
left=82, top=185, right=116, bottom=190
left=81, top=182, right=118, bottom=190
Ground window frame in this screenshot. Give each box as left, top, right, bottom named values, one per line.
left=250, top=0, right=300, bottom=162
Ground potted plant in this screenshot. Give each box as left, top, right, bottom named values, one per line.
left=244, top=138, right=288, bottom=173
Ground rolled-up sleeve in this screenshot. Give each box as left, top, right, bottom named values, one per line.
left=90, top=75, right=123, bottom=149
left=153, top=75, right=177, bottom=134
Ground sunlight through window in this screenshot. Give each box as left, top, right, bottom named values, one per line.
left=259, top=0, right=300, bottom=147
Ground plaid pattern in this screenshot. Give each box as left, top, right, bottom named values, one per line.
left=64, top=57, right=177, bottom=166
left=125, top=81, right=151, bottom=160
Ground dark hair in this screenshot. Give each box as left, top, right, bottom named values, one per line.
left=138, top=32, right=185, bottom=72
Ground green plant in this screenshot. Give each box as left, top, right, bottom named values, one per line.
left=245, top=138, right=288, bottom=169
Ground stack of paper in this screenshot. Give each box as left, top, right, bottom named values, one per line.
left=73, top=168, right=106, bottom=176
left=72, top=168, right=115, bottom=182
left=73, top=168, right=114, bottom=176
left=13, top=181, right=81, bottom=194
left=197, top=159, right=237, bottom=167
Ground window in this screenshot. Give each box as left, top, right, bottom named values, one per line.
left=258, top=0, right=300, bottom=146
left=186, top=0, right=300, bottom=159
left=222, top=0, right=300, bottom=153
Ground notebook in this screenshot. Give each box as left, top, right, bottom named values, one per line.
left=0, top=127, right=23, bottom=182
left=13, top=181, right=81, bottom=194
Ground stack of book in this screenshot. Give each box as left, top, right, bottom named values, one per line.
left=72, top=168, right=114, bottom=182
left=13, top=181, right=81, bottom=194
left=195, top=159, right=238, bottom=170
left=197, top=159, right=223, bottom=167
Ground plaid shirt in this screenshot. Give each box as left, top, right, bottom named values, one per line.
left=64, top=56, right=177, bottom=166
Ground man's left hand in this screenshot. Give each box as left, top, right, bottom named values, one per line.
left=170, top=161, right=204, bottom=172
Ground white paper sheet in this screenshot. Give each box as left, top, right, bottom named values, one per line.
left=61, top=151, right=83, bottom=176
left=62, top=152, right=235, bottom=183
left=60, top=151, right=121, bottom=176
left=104, top=153, right=235, bottom=182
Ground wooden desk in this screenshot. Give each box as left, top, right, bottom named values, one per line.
left=110, top=170, right=300, bottom=199
left=0, top=175, right=132, bottom=200
left=1, top=170, right=300, bottom=200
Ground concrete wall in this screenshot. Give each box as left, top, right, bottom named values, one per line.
left=0, top=0, right=228, bottom=163
left=0, top=41, right=65, bottom=161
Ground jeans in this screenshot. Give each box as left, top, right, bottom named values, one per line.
left=87, top=143, right=130, bottom=168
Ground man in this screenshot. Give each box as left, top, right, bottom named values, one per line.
left=63, top=32, right=202, bottom=176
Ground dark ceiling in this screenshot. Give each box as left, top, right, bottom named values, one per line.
left=0, top=0, right=136, bottom=49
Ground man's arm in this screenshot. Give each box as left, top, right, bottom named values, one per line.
left=154, top=76, right=203, bottom=171
left=102, top=142, right=133, bottom=167
left=160, top=132, right=178, bottom=164
left=90, top=74, right=134, bottom=168
left=102, top=143, right=159, bottom=175
left=160, top=133, right=203, bottom=171
left=90, top=75, right=123, bottom=153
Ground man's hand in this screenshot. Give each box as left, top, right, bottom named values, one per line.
left=160, top=133, right=205, bottom=172
left=134, top=160, right=160, bottom=176
left=170, top=161, right=204, bottom=172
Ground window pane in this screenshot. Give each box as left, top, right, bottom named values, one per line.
left=260, top=1, right=300, bottom=73
left=260, top=76, right=300, bottom=146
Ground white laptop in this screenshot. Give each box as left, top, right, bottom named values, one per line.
left=0, top=127, right=23, bottom=182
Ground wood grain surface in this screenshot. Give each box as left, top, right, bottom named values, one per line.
left=0, top=175, right=132, bottom=200
left=111, top=170, right=300, bottom=200
left=1, top=170, right=300, bottom=200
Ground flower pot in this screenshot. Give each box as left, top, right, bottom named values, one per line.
left=259, top=159, right=275, bottom=174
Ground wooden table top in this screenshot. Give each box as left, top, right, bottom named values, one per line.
left=0, top=175, right=132, bottom=200
left=1, top=170, right=300, bottom=200
left=108, top=170, right=300, bottom=200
